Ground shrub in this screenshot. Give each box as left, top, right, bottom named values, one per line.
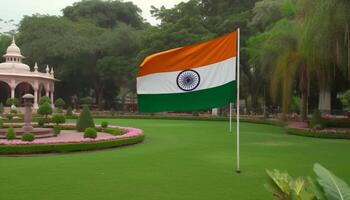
left=6, top=98, right=19, bottom=106
left=0, top=103, right=4, bottom=114
left=10, top=109, right=17, bottom=114
left=53, top=126, right=61, bottom=136
left=84, top=128, right=97, bottom=139
left=310, top=109, right=322, bottom=129
left=38, top=102, right=53, bottom=118
left=66, top=106, right=73, bottom=116
left=6, top=113, right=13, bottom=120
left=101, top=121, right=108, bottom=128
left=51, top=114, right=66, bottom=125
left=21, top=132, right=35, bottom=142
left=55, top=98, right=66, bottom=108
left=110, top=108, right=115, bottom=116
left=39, top=96, right=50, bottom=106
left=38, top=118, right=50, bottom=127
left=6, top=127, right=16, bottom=140
left=76, top=105, right=95, bottom=132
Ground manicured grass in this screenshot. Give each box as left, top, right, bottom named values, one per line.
left=0, top=118, right=350, bottom=200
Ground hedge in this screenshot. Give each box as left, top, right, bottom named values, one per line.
left=322, top=118, right=350, bottom=128
left=0, top=135, right=144, bottom=154
left=286, top=127, right=350, bottom=139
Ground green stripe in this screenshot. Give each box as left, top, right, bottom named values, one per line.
left=138, top=81, right=236, bottom=112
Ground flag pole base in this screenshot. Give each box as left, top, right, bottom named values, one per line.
left=236, top=169, right=241, bottom=174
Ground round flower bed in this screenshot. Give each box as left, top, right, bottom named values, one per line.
left=0, top=123, right=144, bottom=154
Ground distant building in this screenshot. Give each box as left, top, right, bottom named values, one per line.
left=0, top=37, right=56, bottom=108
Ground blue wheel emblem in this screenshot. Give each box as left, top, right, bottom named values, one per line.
left=176, top=69, right=200, bottom=91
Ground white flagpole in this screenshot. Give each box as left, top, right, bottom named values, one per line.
left=236, top=28, right=241, bottom=173
left=229, top=103, right=232, bottom=132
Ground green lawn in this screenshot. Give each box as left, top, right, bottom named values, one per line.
left=0, top=119, right=349, bottom=200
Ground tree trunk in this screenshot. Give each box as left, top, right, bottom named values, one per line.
left=95, top=86, right=104, bottom=110
left=299, top=65, right=308, bottom=121
left=318, top=87, right=331, bottom=114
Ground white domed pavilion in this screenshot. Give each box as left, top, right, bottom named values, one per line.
left=0, top=37, right=56, bottom=109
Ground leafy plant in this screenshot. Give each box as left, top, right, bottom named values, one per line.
left=310, top=109, right=323, bottom=129
left=6, top=98, right=19, bottom=106
left=53, top=126, right=61, bottom=136
left=55, top=98, right=66, bottom=108
left=76, top=105, right=95, bottom=132
left=39, top=96, right=50, bottom=106
left=101, top=121, right=108, bottom=128
left=38, top=118, right=49, bottom=127
left=6, top=127, right=16, bottom=140
left=6, top=113, right=13, bottom=120
left=265, top=163, right=350, bottom=200
left=84, top=128, right=97, bottom=139
left=51, top=114, right=66, bottom=125
left=37, top=102, right=53, bottom=118
left=66, top=106, right=73, bottom=116
left=21, top=132, right=35, bottom=142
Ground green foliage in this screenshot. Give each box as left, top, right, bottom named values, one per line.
left=10, top=109, right=17, bottom=114
left=53, top=126, right=61, bottom=136
left=76, top=105, right=95, bottom=132
left=38, top=118, right=49, bottom=127
left=6, top=98, right=19, bottom=106
left=54, top=98, right=66, bottom=108
left=51, top=114, right=66, bottom=125
left=103, top=128, right=125, bottom=136
left=21, top=132, right=35, bottom=142
left=37, top=102, right=53, bottom=118
left=66, top=106, right=73, bottom=116
left=265, top=163, right=350, bottom=200
left=339, top=90, right=350, bottom=110
left=79, top=97, right=94, bottom=106
left=0, top=103, right=4, bottom=114
left=84, top=128, right=97, bottom=139
left=310, top=110, right=323, bottom=129
left=6, top=127, right=16, bottom=140
left=313, top=163, right=350, bottom=200
left=101, top=121, right=108, bottom=128
left=6, top=113, right=13, bottom=120
left=286, top=127, right=350, bottom=140
left=39, top=96, right=50, bottom=106
left=265, top=169, right=315, bottom=200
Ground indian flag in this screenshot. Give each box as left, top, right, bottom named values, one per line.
left=137, top=32, right=237, bottom=112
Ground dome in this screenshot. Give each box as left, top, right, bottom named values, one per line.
left=3, top=37, right=24, bottom=58
left=0, top=62, right=31, bottom=72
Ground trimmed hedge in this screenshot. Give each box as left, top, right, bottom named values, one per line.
left=322, top=118, right=350, bottom=128
left=0, top=135, right=144, bottom=154
left=286, top=127, right=350, bottom=139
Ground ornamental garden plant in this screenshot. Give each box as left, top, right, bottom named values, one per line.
left=76, top=105, right=95, bottom=132
left=6, top=127, right=16, bottom=140
left=84, top=128, right=97, bottom=139
left=21, top=132, right=35, bottom=142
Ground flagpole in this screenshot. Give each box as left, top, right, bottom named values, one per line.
left=236, top=28, right=241, bottom=173
left=229, top=103, right=232, bottom=132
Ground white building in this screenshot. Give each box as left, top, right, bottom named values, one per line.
left=0, top=37, right=56, bottom=108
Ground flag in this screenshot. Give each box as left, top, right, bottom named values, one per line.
left=137, top=32, right=237, bottom=112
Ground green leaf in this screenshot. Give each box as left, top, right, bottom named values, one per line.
left=314, top=163, right=350, bottom=200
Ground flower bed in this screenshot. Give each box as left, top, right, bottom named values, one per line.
left=286, top=121, right=350, bottom=139
left=0, top=124, right=144, bottom=154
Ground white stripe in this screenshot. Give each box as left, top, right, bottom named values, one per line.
left=137, top=57, right=236, bottom=94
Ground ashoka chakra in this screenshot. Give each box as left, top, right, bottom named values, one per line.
left=176, top=69, right=200, bottom=91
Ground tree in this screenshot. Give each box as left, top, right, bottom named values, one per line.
left=55, top=98, right=66, bottom=108
left=39, top=96, right=50, bottom=106
left=76, top=105, right=95, bottom=132
left=37, top=102, right=53, bottom=118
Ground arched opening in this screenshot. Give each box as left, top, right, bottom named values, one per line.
left=38, top=83, right=46, bottom=102
left=0, top=81, right=10, bottom=105
left=15, top=82, right=34, bottom=106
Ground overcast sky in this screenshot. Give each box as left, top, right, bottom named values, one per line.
left=0, top=0, right=189, bottom=33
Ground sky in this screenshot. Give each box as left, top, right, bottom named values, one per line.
left=0, top=0, right=189, bottom=33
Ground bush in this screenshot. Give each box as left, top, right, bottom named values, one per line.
left=6, top=127, right=16, bottom=140
left=101, top=121, right=108, bottom=128
left=51, top=114, right=66, bottom=125
left=104, top=128, right=125, bottom=136
left=39, top=96, right=50, bottom=106
left=38, top=118, right=50, bottom=127
left=53, top=126, right=61, bottom=136
left=6, top=113, right=13, bottom=120
left=310, top=109, right=323, bottom=129
left=0, top=103, right=4, bottom=114
left=84, top=128, right=97, bottom=139
left=55, top=98, right=66, bottom=108
left=66, top=106, right=73, bottom=116
left=76, top=105, right=95, bottom=132
left=10, top=109, right=17, bottom=114
left=6, top=98, right=19, bottom=106
left=38, top=102, right=53, bottom=118
left=21, top=132, right=35, bottom=142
